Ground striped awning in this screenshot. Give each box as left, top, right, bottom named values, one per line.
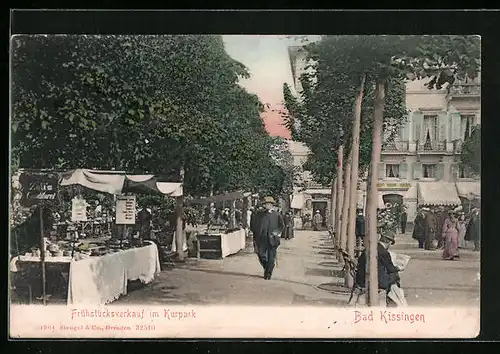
left=456, top=181, right=480, bottom=200
left=417, top=182, right=461, bottom=206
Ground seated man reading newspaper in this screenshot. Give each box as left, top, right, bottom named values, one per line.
left=353, top=229, right=410, bottom=306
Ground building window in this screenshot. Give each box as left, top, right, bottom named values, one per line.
left=460, top=114, right=475, bottom=141
left=385, top=164, right=400, bottom=178
left=422, top=164, right=437, bottom=178
left=459, top=164, right=473, bottom=179
left=423, top=115, right=438, bottom=150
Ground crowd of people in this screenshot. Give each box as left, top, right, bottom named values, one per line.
left=411, top=205, right=481, bottom=260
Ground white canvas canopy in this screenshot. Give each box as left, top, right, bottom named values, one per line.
left=188, top=191, right=251, bottom=205
left=60, top=169, right=183, bottom=196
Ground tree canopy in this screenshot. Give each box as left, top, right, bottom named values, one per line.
left=461, top=125, right=481, bottom=176
left=11, top=35, right=286, bottom=197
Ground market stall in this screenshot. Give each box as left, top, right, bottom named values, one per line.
left=189, top=191, right=249, bottom=259
left=10, top=169, right=182, bottom=304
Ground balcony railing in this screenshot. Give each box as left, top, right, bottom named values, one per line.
left=449, top=83, right=481, bottom=97
left=454, top=140, right=463, bottom=153
left=382, top=141, right=409, bottom=152
left=416, top=141, right=447, bottom=152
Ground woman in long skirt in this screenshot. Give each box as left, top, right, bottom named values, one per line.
left=442, top=211, right=460, bottom=260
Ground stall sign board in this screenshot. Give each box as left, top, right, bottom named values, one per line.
left=377, top=182, right=411, bottom=191
left=71, top=197, right=88, bottom=222
left=116, top=195, right=136, bottom=225
left=19, top=173, right=59, bottom=207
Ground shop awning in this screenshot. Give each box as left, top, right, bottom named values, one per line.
left=455, top=181, right=480, bottom=200
left=290, top=193, right=305, bottom=209
left=188, top=191, right=251, bottom=205
left=303, top=188, right=331, bottom=195
left=417, top=182, right=461, bottom=206
left=60, top=169, right=183, bottom=196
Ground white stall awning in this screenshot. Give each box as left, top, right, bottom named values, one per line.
left=418, top=182, right=461, bottom=206
left=456, top=181, right=480, bottom=200
left=291, top=194, right=305, bottom=209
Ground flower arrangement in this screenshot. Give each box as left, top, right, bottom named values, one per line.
left=377, top=202, right=400, bottom=235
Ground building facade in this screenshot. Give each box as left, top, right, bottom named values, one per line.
left=287, top=45, right=481, bottom=222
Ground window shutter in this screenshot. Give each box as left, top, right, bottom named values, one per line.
left=412, top=162, right=422, bottom=180
left=401, top=119, right=410, bottom=141
left=450, top=163, right=460, bottom=180
left=412, top=111, right=424, bottom=142
left=436, top=163, right=445, bottom=180
left=399, top=162, right=408, bottom=179
left=377, top=162, right=385, bottom=179
left=438, top=112, right=448, bottom=142
left=450, top=112, right=461, bottom=141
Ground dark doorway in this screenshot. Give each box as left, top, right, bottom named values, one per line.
left=382, top=194, right=403, bottom=208
left=312, top=201, right=328, bottom=228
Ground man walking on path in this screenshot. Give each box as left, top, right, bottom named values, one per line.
left=255, top=196, right=284, bottom=280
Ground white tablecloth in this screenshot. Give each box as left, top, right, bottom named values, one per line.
left=67, top=241, right=161, bottom=304
left=220, top=229, right=246, bottom=258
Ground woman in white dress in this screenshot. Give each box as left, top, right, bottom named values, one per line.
left=457, top=212, right=467, bottom=249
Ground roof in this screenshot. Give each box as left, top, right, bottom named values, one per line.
left=417, top=182, right=461, bottom=206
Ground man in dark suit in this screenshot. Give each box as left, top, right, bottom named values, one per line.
left=355, top=230, right=400, bottom=291
left=400, top=207, right=408, bottom=234
left=256, top=196, right=284, bottom=280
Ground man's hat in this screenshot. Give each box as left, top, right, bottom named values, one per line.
left=380, top=230, right=396, bottom=244
left=263, top=196, right=276, bottom=204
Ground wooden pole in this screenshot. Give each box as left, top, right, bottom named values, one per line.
left=367, top=77, right=386, bottom=306
left=175, top=166, right=186, bottom=261
left=346, top=74, right=366, bottom=289
left=329, top=177, right=336, bottom=232
left=340, top=149, right=352, bottom=260
left=334, top=145, right=344, bottom=258
left=39, top=206, right=47, bottom=305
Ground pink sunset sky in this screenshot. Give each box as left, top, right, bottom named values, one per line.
left=223, top=35, right=314, bottom=140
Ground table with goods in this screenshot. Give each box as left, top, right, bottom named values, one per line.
left=196, top=226, right=246, bottom=260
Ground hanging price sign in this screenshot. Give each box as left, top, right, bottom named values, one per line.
left=116, top=195, right=136, bottom=225
left=71, top=197, right=88, bottom=222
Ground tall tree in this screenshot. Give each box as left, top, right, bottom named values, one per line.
left=11, top=35, right=286, bottom=198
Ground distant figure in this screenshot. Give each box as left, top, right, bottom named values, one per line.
left=138, top=207, right=152, bottom=240
left=423, top=208, right=436, bottom=250
left=400, top=208, right=408, bottom=234
left=355, top=209, right=365, bottom=240
left=465, top=207, right=480, bottom=252
left=281, top=211, right=293, bottom=240
left=412, top=207, right=426, bottom=249
left=442, top=211, right=460, bottom=260
left=457, top=212, right=467, bottom=248
left=312, top=210, right=323, bottom=231
left=435, top=206, right=448, bottom=249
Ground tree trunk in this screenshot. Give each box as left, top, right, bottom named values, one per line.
left=346, top=74, right=366, bottom=288
left=176, top=165, right=186, bottom=261
left=367, top=77, right=386, bottom=306
left=329, top=177, right=336, bottom=231
left=335, top=145, right=344, bottom=260
left=242, top=196, right=250, bottom=228
left=340, top=148, right=352, bottom=260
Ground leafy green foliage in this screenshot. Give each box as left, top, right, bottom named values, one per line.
left=11, top=35, right=285, bottom=198
left=461, top=125, right=481, bottom=176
